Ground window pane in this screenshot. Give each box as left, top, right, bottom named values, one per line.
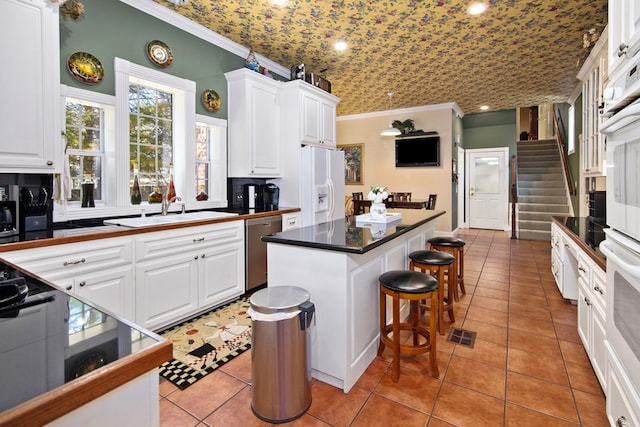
left=129, top=84, right=173, bottom=202
left=474, top=157, right=500, bottom=193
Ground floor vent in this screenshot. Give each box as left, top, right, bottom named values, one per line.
left=447, top=327, right=477, bottom=348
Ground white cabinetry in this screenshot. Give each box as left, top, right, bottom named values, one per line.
left=577, top=251, right=607, bottom=392
left=135, top=221, right=244, bottom=330
left=0, top=0, right=60, bottom=173
left=609, top=1, right=640, bottom=79
left=282, top=80, right=339, bottom=149
left=578, top=31, right=607, bottom=177
left=1, top=237, right=134, bottom=319
left=225, top=68, right=281, bottom=177
left=550, top=223, right=566, bottom=296
left=607, top=341, right=640, bottom=427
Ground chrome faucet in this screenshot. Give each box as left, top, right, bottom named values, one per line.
left=161, top=195, right=182, bottom=215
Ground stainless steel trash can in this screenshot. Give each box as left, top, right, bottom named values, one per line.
left=249, top=286, right=315, bottom=423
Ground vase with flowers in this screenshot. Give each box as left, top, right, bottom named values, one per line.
left=367, top=186, right=388, bottom=219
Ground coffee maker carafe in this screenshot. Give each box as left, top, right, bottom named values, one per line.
left=261, top=184, right=279, bottom=211
left=0, top=185, right=19, bottom=243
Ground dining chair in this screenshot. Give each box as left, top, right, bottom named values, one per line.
left=392, top=192, right=412, bottom=202
left=427, top=194, right=437, bottom=210
left=352, top=192, right=368, bottom=214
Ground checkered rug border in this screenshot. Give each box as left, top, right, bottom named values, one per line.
left=158, top=297, right=252, bottom=390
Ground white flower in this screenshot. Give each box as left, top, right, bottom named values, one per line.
left=367, top=186, right=388, bottom=203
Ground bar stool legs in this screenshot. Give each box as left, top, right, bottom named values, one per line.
left=377, top=270, right=439, bottom=382
left=408, top=250, right=456, bottom=336
left=428, top=237, right=466, bottom=302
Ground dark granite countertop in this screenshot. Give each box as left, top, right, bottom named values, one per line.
left=0, top=260, right=171, bottom=425
left=262, top=209, right=445, bottom=254
left=551, top=216, right=607, bottom=271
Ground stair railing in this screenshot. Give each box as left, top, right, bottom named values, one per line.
left=552, top=107, right=576, bottom=196
left=510, top=154, right=517, bottom=239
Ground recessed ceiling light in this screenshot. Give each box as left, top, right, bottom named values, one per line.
left=167, top=0, right=188, bottom=5
left=334, top=40, right=348, bottom=51
left=467, top=2, right=488, bottom=15
left=480, top=105, right=489, bottom=110
left=272, top=0, right=287, bottom=5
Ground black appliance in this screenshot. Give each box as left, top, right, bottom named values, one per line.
left=0, top=185, right=19, bottom=244
left=588, top=190, right=606, bottom=222
left=243, top=183, right=263, bottom=211
left=261, top=183, right=279, bottom=211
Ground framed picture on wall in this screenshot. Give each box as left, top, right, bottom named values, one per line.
left=338, top=144, right=363, bottom=185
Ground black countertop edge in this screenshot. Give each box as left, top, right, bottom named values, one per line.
left=262, top=210, right=445, bottom=254
left=551, top=215, right=607, bottom=270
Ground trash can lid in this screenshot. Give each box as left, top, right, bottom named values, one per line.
left=249, top=286, right=310, bottom=315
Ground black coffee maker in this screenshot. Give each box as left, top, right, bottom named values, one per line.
left=261, top=184, right=279, bottom=211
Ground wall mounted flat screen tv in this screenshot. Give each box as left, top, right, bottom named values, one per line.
left=395, top=135, right=440, bottom=167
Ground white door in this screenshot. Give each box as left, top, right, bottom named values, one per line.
left=457, top=146, right=465, bottom=228
left=466, top=148, right=509, bottom=230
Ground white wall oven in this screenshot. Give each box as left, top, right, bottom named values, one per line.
left=600, top=97, right=640, bottom=425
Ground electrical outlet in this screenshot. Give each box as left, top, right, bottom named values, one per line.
left=235, top=192, right=243, bottom=202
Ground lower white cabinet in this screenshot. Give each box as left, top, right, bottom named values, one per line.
left=1, top=237, right=134, bottom=319
left=2, top=220, right=245, bottom=330
left=607, top=341, right=640, bottom=427
left=134, top=221, right=244, bottom=331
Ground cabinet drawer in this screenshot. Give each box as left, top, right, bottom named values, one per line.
left=591, top=265, right=606, bottom=311
left=577, top=251, right=591, bottom=281
left=3, top=237, right=133, bottom=280
left=135, top=221, right=244, bottom=262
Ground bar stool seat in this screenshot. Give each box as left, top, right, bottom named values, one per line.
left=428, top=237, right=466, bottom=301
left=409, top=250, right=455, bottom=335
left=377, top=270, right=439, bottom=382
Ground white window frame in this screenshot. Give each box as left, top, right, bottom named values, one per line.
left=55, top=59, right=228, bottom=222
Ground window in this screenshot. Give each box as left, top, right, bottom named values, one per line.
left=568, top=105, right=575, bottom=154
left=65, top=100, right=105, bottom=202
left=54, top=60, right=227, bottom=222
left=129, top=84, right=174, bottom=201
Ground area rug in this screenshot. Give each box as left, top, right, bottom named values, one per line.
left=158, top=297, right=252, bottom=390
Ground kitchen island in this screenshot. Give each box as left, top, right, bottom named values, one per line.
left=263, top=209, right=445, bottom=392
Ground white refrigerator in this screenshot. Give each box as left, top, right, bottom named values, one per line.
left=300, top=146, right=345, bottom=227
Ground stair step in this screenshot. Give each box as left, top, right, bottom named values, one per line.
left=518, top=229, right=551, bottom=241
left=519, top=173, right=564, bottom=181
left=519, top=181, right=565, bottom=189
left=518, top=167, right=563, bottom=175
left=517, top=219, right=552, bottom=231
left=518, top=158, right=562, bottom=165
left=518, top=188, right=567, bottom=196
left=518, top=195, right=568, bottom=204
left=519, top=211, right=569, bottom=221
left=519, top=202, right=569, bottom=212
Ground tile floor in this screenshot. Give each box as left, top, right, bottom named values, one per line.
left=158, top=229, right=608, bottom=426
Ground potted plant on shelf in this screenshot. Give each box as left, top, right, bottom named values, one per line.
left=392, top=119, right=415, bottom=134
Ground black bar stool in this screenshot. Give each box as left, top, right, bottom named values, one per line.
left=428, top=236, right=466, bottom=301
left=377, top=270, right=439, bottom=382
left=409, top=250, right=456, bottom=335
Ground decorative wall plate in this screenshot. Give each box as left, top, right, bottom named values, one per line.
left=202, top=89, right=221, bottom=112
left=146, top=40, right=173, bottom=67
left=67, top=52, right=104, bottom=85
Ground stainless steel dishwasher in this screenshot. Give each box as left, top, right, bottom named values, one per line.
left=245, top=215, right=282, bottom=291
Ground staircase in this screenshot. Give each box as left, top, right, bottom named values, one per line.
left=516, top=139, right=571, bottom=241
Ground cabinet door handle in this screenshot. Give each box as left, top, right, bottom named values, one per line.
left=194, top=255, right=199, bottom=260
left=584, top=296, right=591, bottom=306
left=63, top=258, right=86, bottom=266
left=593, top=285, right=603, bottom=295
left=46, top=160, right=54, bottom=166
left=578, top=266, right=587, bottom=273
left=79, top=281, right=86, bottom=287
left=65, top=285, right=73, bottom=291
left=193, top=237, right=205, bottom=242
left=201, top=254, right=206, bottom=258
left=617, top=43, right=628, bottom=57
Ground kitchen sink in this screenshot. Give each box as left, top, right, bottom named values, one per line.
left=103, top=211, right=239, bottom=228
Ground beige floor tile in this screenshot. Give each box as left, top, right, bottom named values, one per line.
left=203, top=386, right=271, bottom=426
left=373, top=366, right=441, bottom=414
left=432, top=382, right=505, bottom=426
left=506, top=372, right=579, bottom=423
left=507, top=347, right=569, bottom=386
left=505, top=403, right=579, bottom=427
left=444, top=355, right=506, bottom=399
left=306, top=381, right=369, bottom=427
left=351, top=394, right=429, bottom=427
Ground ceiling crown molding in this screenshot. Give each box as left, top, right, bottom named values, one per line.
left=118, top=0, right=289, bottom=78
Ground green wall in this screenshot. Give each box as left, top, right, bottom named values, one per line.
left=59, top=0, right=285, bottom=119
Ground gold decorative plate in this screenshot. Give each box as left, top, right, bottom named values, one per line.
left=146, top=40, right=173, bottom=67
left=67, top=52, right=104, bottom=85
left=202, top=89, right=221, bottom=112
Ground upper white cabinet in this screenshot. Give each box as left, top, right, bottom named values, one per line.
left=225, top=68, right=282, bottom=177
left=283, top=80, right=339, bottom=149
left=578, top=30, right=607, bottom=177
left=609, top=0, right=640, bottom=79
left=0, top=0, right=60, bottom=173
